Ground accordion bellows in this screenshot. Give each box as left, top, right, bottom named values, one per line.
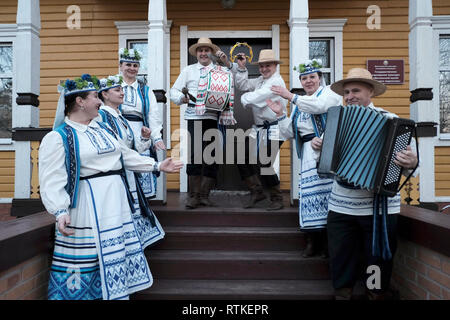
left=318, top=105, right=415, bottom=197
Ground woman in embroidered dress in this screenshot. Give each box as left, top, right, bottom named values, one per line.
left=119, top=48, right=165, bottom=199
left=97, top=75, right=165, bottom=250
left=267, top=59, right=342, bottom=257
left=39, top=74, right=183, bottom=300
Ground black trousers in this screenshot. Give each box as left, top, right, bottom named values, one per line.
left=236, top=136, right=283, bottom=188
left=327, top=210, right=398, bottom=294
left=186, top=119, right=219, bottom=179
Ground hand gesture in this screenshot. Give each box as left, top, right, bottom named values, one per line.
left=394, top=145, right=418, bottom=169
left=154, top=140, right=166, bottom=151
left=159, top=157, right=184, bottom=173
left=141, top=126, right=151, bottom=140
left=236, top=53, right=247, bottom=69
left=215, top=50, right=230, bottom=67
left=266, top=99, right=284, bottom=117
left=311, top=137, right=323, bottom=151
left=181, top=96, right=189, bottom=104
left=271, top=85, right=294, bottom=101
left=57, top=214, right=75, bottom=236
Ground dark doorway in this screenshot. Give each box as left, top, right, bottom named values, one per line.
left=187, top=37, right=272, bottom=190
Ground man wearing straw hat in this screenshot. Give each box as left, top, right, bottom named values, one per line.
left=170, top=38, right=234, bottom=209
left=313, top=68, right=418, bottom=300
left=223, top=49, right=289, bottom=210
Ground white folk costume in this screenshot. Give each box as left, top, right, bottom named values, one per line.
left=98, top=76, right=165, bottom=250
left=278, top=59, right=342, bottom=230
left=40, top=75, right=160, bottom=300
left=119, top=48, right=161, bottom=198
left=232, top=62, right=289, bottom=146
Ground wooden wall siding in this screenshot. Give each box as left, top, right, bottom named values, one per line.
left=1, top=0, right=448, bottom=193
left=0, top=152, right=15, bottom=198
left=0, top=0, right=17, bottom=24
left=435, top=147, right=450, bottom=197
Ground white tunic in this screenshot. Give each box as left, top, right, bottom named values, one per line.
left=39, top=118, right=160, bottom=219
left=121, top=80, right=163, bottom=143
left=170, top=62, right=220, bottom=120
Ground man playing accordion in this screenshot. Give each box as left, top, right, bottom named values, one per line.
left=312, top=68, right=418, bottom=300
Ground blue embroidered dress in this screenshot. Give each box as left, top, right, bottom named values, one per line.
left=121, top=80, right=162, bottom=198
left=39, top=118, right=161, bottom=300
left=98, top=105, right=165, bottom=249
left=278, top=86, right=342, bottom=230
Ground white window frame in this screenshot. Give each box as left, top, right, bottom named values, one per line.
left=114, top=20, right=172, bottom=148
left=431, top=15, right=450, bottom=202
left=0, top=24, right=16, bottom=148
left=178, top=25, right=280, bottom=192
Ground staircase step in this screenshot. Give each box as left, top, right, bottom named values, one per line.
left=153, top=207, right=299, bottom=227
left=132, top=279, right=338, bottom=300
left=151, top=226, right=305, bottom=251
left=147, top=250, right=329, bottom=280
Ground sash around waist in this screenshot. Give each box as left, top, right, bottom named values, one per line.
left=300, top=133, right=316, bottom=143
left=122, top=114, right=143, bottom=122
left=80, top=169, right=123, bottom=181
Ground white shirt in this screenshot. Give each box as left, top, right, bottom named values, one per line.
left=232, top=64, right=289, bottom=140
left=170, top=62, right=219, bottom=120
left=99, top=105, right=152, bottom=154
left=121, top=80, right=163, bottom=142
left=39, top=118, right=160, bottom=218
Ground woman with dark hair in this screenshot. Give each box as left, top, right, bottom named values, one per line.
left=268, top=59, right=342, bottom=257
left=97, top=75, right=165, bottom=250
left=39, top=74, right=183, bottom=300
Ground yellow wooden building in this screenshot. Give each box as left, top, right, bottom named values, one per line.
left=0, top=0, right=449, bottom=213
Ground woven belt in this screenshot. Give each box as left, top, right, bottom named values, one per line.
left=300, top=133, right=316, bottom=143
left=80, top=170, right=122, bottom=180
left=122, top=114, right=143, bottom=122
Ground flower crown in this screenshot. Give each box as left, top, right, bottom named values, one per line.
left=99, top=75, right=123, bottom=92
left=119, top=48, right=142, bottom=63
left=293, top=59, right=323, bottom=75
left=61, top=74, right=100, bottom=96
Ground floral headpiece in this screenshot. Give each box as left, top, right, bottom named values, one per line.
left=119, top=48, right=142, bottom=64
left=293, top=59, right=323, bottom=76
left=98, top=75, right=123, bottom=92
left=61, top=74, right=100, bottom=96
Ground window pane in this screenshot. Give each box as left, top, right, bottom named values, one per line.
left=440, top=71, right=450, bottom=134
left=0, top=45, right=12, bottom=74
left=309, top=40, right=330, bottom=68
left=440, top=37, right=450, bottom=69
left=322, top=73, right=331, bottom=86
left=0, top=78, right=12, bottom=138
left=129, top=41, right=148, bottom=75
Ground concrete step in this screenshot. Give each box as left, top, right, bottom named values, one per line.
left=147, top=250, right=330, bottom=280
left=152, top=207, right=299, bottom=228
left=132, top=279, right=342, bottom=300
left=151, top=226, right=305, bottom=251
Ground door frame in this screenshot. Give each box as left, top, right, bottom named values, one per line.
left=178, top=25, right=281, bottom=192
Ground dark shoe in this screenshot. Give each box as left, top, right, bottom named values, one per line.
left=266, top=184, right=284, bottom=211
left=243, top=175, right=267, bottom=208
left=186, top=175, right=202, bottom=209
left=319, top=230, right=329, bottom=259
left=366, top=288, right=399, bottom=300
left=198, top=176, right=216, bottom=207
left=302, top=233, right=316, bottom=258
left=335, top=287, right=353, bottom=300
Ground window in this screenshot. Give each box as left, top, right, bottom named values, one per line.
left=0, top=43, right=12, bottom=139
left=439, top=35, right=450, bottom=134
left=309, top=38, right=334, bottom=85
left=128, top=40, right=148, bottom=84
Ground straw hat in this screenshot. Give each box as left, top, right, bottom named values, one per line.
left=331, top=68, right=386, bottom=97
left=188, top=37, right=220, bottom=57
left=252, top=49, right=283, bottom=65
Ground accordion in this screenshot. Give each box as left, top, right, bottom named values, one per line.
left=318, top=105, right=416, bottom=197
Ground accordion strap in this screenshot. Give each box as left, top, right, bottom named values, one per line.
left=396, top=126, right=420, bottom=193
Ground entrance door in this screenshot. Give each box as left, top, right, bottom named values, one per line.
left=187, top=38, right=272, bottom=190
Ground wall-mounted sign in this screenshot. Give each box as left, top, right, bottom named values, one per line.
left=367, top=59, right=404, bottom=84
